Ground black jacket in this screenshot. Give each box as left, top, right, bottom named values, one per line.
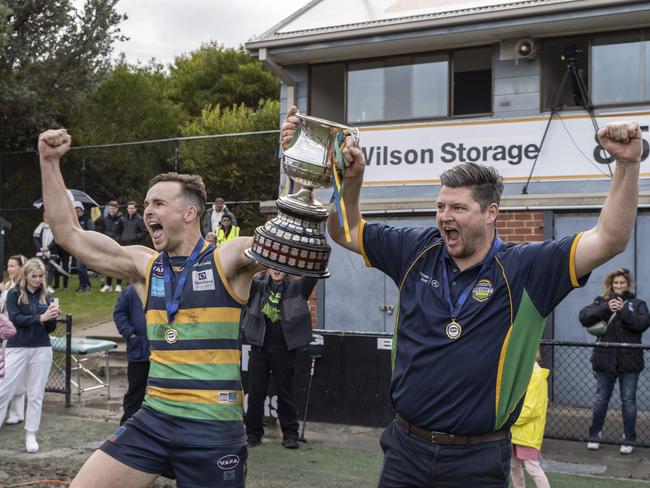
left=579, top=291, right=650, bottom=373
left=101, top=213, right=125, bottom=242
left=78, top=215, right=95, bottom=232
left=242, top=274, right=317, bottom=351
left=5, top=287, right=56, bottom=348
left=121, top=213, right=147, bottom=246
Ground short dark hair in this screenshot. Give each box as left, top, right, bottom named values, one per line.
left=148, top=172, right=206, bottom=215
left=127, top=201, right=137, bottom=207
left=440, top=163, right=503, bottom=210
left=108, top=200, right=118, bottom=208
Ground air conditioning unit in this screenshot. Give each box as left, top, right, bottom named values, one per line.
left=514, top=39, right=537, bottom=61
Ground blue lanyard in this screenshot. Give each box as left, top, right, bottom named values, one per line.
left=162, top=238, right=207, bottom=324
left=440, top=234, right=502, bottom=320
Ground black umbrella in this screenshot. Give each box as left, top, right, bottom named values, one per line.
left=33, top=189, right=99, bottom=209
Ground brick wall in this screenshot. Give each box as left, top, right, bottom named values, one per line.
left=496, top=210, right=544, bottom=243
left=308, top=210, right=544, bottom=328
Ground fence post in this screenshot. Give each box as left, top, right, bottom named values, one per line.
left=65, top=314, right=72, bottom=408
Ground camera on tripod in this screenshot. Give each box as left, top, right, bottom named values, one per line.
left=561, top=47, right=584, bottom=62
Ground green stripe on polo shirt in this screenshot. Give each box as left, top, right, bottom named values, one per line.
left=144, top=396, right=243, bottom=421
left=147, top=322, right=240, bottom=341
left=149, top=362, right=240, bottom=382
left=494, top=289, right=546, bottom=430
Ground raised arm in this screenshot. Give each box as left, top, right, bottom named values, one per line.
left=38, top=130, right=154, bottom=287
left=280, top=106, right=366, bottom=254
left=217, top=236, right=264, bottom=303
left=574, top=121, right=643, bottom=278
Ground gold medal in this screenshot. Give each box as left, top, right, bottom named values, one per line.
left=446, top=319, right=462, bottom=340
left=164, top=327, right=179, bottom=344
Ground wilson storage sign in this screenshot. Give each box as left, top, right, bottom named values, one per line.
left=359, top=111, right=650, bottom=185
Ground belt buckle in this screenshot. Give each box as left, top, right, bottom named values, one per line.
left=430, top=431, right=450, bottom=444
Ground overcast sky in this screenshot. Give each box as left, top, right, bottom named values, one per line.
left=111, top=0, right=309, bottom=65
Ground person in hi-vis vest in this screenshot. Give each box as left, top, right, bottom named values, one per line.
left=216, top=213, right=239, bottom=246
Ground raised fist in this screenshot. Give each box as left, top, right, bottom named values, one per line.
left=38, top=129, right=71, bottom=161
left=597, top=121, right=642, bottom=165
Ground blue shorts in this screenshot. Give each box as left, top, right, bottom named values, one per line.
left=100, top=415, right=247, bottom=488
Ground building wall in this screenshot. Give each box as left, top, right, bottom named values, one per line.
left=493, top=57, right=541, bottom=117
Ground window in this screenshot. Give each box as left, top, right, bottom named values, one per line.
left=347, top=54, right=448, bottom=123
left=592, top=30, right=650, bottom=105
left=541, top=36, right=590, bottom=110
left=452, top=47, right=493, bottom=116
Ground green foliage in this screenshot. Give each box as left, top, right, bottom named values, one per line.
left=180, top=99, right=281, bottom=234
left=0, top=0, right=126, bottom=151
left=168, top=44, right=279, bottom=118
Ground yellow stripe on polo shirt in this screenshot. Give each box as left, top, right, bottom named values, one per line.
left=569, top=231, right=585, bottom=288
left=150, top=349, right=240, bottom=365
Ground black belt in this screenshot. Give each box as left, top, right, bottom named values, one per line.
left=395, top=414, right=510, bottom=446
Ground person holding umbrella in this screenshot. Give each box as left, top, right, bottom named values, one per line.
left=74, top=201, right=95, bottom=292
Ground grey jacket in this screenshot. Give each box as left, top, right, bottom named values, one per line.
left=242, top=274, right=317, bottom=350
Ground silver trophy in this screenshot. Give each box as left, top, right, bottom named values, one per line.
left=245, top=113, right=360, bottom=278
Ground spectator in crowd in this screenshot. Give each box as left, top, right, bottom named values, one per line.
left=100, top=201, right=125, bottom=293
left=216, top=213, right=239, bottom=246
left=33, top=213, right=65, bottom=293
left=510, top=350, right=551, bottom=488
left=0, top=315, right=16, bottom=381
left=205, top=232, right=216, bottom=246
left=580, top=267, right=650, bottom=454
left=242, top=268, right=317, bottom=449
left=0, top=255, right=27, bottom=426
left=113, top=284, right=149, bottom=425
left=283, top=105, right=642, bottom=485
left=0, top=258, right=60, bottom=453
left=202, top=197, right=237, bottom=235
left=121, top=201, right=148, bottom=247
left=74, top=202, right=95, bottom=292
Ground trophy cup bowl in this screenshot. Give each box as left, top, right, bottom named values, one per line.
left=245, top=113, right=360, bottom=278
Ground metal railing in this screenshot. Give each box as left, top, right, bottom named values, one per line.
left=45, top=314, right=72, bottom=407
left=541, top=340, right=650, bottom=447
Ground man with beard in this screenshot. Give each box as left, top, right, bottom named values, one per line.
left=38, top=129, right=261, bottom=488
left=282, top=106, right=642, bottom=488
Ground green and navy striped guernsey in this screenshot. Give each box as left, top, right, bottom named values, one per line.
left=137, top=244, right=247, bottom=446
left=360, top=220, right=588, bottom=435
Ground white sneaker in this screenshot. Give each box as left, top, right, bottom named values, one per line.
left=47, top=286, right=56, bottom=294
left=5, top=414, right=23, bottom=425
left=114, top=284, right=122, bottom=293
left=25, top=434, right=39, bottom=453
left=620, top=444, right=634, bottom=454
left=587, top=441, right=600, bottom=450
left=100, top=285, right=112, bottom=293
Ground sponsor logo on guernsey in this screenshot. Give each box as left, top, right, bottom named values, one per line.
left=472, top=279, right=494, bottom=302
left=192, top=269, right=215, bottom=291
left=152, top=262, right=164, bottom=278
left=419, top=272, right=430, bottom=283
left=151, top=276, right=165, bottom=297
left=218, top=391, right=239, bottom=404
left=217, top=454, right=240, bottom=470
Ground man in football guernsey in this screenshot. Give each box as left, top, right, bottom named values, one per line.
left=38, top=129, right=262, bottom=488
left=282, top=106, right=643, bottom=488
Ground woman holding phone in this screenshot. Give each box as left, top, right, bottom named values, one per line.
left=0, top=258, right=60, bottom=453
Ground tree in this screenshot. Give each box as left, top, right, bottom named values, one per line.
left=0, top=0, right=126, bottom=151
left=179, top=99, right=281, bottom=234
left=167, top=44, right=280, bottom=118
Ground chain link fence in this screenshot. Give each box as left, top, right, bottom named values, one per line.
left=542, top=340, right=650, bottom=447
left=45, top=315, right=72, bottom=407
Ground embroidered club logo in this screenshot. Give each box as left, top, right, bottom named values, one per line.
left=472, top=279, right=494, bottom=302
left=446, top=321, right=462, bottom=340
left=217, top=454, right=240, bottom=470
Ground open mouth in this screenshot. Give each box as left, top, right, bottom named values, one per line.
left=148, top=221, right=164, bottom=241
left=444, top=227, right=460, bottom=246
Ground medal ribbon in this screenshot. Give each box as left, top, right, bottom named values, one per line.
left=440, top=234, right=502, bottom=321
left=162, top=237, right=208, bottom=324
left=330, top=130, right=352, bottom=242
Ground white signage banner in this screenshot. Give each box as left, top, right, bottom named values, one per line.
left=358, top=111, right=650, bottom=185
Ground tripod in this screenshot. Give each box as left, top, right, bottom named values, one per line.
left=522, top=53, right=612, bottom=194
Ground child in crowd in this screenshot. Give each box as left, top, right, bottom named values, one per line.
left=510, top=350, right=551, bottom=488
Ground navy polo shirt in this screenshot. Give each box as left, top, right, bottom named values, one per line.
left=361, top=220, right=588, bottom=435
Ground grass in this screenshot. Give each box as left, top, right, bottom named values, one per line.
left=53, top=274, right=120, bottom=329
left=247, top=440, right=650, bottom=488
